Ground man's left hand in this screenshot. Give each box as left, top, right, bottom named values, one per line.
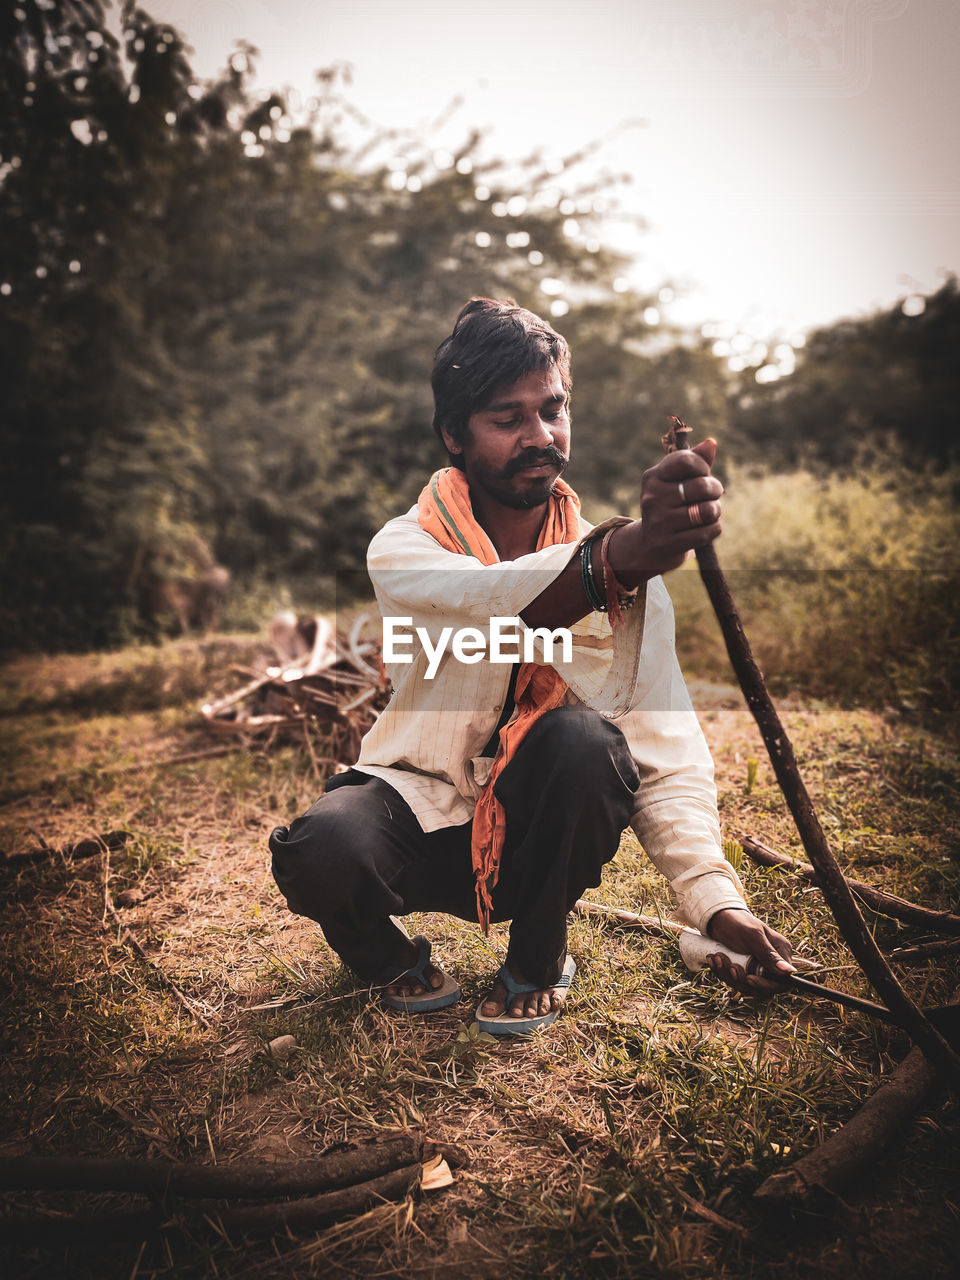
left=705, top=907, right=804, bottom=997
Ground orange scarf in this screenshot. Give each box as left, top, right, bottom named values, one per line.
left=417, top=467, right=581, bottom=930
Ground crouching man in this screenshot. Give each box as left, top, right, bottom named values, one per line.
left=270, top=297, right=796, bottom=1034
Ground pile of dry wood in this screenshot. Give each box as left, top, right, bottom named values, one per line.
left=200, top=612, right=390, bottom=769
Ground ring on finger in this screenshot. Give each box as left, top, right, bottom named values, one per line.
left=688, top=502, right=705, bottom=527
left=678, top=481, right=687, bottom=504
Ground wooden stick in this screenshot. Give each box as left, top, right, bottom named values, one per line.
left=753, top=989, right=959, bottom=1206
left=110, top=746, right=245, bottom=775
left=200, top=673, right=274, bottom=719
left=0, top=1165, right=421, bottom=1243
left=665, top=418, right=960, bottom=1081
left=0, top=1133, right=424, bottom=1198
left=341, top=686, right=377, bottom=715
left=348, top=612, right=382, bottom=681
left=574, top=899, right=686, bottom=936
left=212, top=1162, right=420, bottom=1235
left=754, top=1046, right=938, bottom=1207
left=675, top=1186, right=746, bottom=1235
left=301, top=716, right=323, bottom=781
left=740, top=835, right=960, bottom=936
left=889, top=937, right=960, bottom=963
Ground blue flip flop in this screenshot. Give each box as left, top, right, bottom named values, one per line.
left=475, top=955, right=576, bottom=1036
left=377, top=936, right=461, bottom=1013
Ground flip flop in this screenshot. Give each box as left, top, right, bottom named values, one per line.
left=475, top=955, right=576, bottom=1036
left=377, top=936, right=461, bottom=1013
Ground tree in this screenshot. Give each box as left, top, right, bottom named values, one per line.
left=726, top=278, right=960, bottom=470
left=0, top=1, right=714, bottom=651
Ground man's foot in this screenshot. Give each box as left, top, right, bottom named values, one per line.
left=384, top=939, right=446, bottom=999
left=377, top=936, right=461, bottom=1013
left=479, top=964, right=568, bottom=1020
left=475, top=957, right=576, bottom=1036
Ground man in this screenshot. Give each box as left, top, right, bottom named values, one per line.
left=270, top=297, right=797, bottom=1035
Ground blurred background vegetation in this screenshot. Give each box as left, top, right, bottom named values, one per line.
left=1, top=1, right=958, bottom=726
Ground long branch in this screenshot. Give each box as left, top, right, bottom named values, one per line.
left=0, top=1133, right=424, bottom=1198
left=574, top=899, right=685, bottom=935
left=0, top=1165, right=421, bottom=1243
left=740, top=835, right=960, bottom=936
left=694, top=539, right=960, bottom=1080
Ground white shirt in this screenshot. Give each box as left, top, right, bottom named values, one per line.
left=354, top=504, right=746, bottom=934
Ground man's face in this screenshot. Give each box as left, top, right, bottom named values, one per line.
left=442, top=366, right=571, bottom=510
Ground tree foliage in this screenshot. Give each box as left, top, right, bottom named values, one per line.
left=728, top=277, right=960, bottom=469
left=1, top=1, right=956, bottom=655
left=0, top=0, right=665, bottom=649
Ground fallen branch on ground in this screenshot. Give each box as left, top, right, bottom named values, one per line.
left=674, top=1185, right=747, bottom=1235
left=574, top=899, right=685, bottom=936
left=888, top=937, right=960, bottom=963
left=0, top=1132, right=425, bottom=1198
left=739, top=835, right=960, bottom=936
left=753, top=990, right=959, bottom=1208
left=0, top=1165, right=423, bottom=1244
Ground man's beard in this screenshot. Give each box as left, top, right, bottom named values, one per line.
left=476, top=446, right=569, bottom=510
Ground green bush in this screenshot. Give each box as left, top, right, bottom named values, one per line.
left=670, top=461, right=960, bottom=726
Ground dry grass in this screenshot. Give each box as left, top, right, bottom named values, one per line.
left=1, top=640, right=958, bottom=1279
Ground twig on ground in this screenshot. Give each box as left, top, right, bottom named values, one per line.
left=300, top=716, right=323, bottom=781
left=675, top=1186, right=747, bottom=1235
left=740, top=835, right=960, bottom=936
left=574, top=899, right=685, bottom=936
left=201, top=673, right=274, bottom=719
left=889, top=937, right=960, bottom=963
left=0, top=1165, right=422, bottom=1244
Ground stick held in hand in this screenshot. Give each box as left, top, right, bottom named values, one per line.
left=663, top=417, right=960, bottom=1081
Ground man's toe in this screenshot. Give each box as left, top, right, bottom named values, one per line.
left=480, top=982, right=507, bottom=1017
left=427, top=966, right=445, bottom=992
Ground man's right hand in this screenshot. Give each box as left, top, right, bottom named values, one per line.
left=608, top=438, right=723, bottom=586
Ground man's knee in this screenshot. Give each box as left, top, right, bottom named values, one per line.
left=269, top=788, right=388, bottom=920
left=517, top=705, right=639, bottom=790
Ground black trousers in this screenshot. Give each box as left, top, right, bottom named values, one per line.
left=268, top=706, right=640, bottom=988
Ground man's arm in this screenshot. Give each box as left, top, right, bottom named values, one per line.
left=522, top=439, right=722, bottom=629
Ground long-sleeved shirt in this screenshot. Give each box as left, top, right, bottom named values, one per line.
left=353, top=504, right=746, bottom=934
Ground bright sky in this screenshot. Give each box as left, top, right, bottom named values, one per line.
left=152, top=0, right=959, bottom=343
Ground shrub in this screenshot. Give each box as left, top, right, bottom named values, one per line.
left=670, top=461, right=960, bottom=726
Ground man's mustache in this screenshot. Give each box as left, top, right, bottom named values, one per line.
left=506, top=446, right=569, bottom=476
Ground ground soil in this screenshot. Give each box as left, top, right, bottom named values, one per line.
left=0, top=641, right=957, bottom=1279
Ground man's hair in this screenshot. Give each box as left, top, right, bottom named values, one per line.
left=431, top=297, right=572, bottom=468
